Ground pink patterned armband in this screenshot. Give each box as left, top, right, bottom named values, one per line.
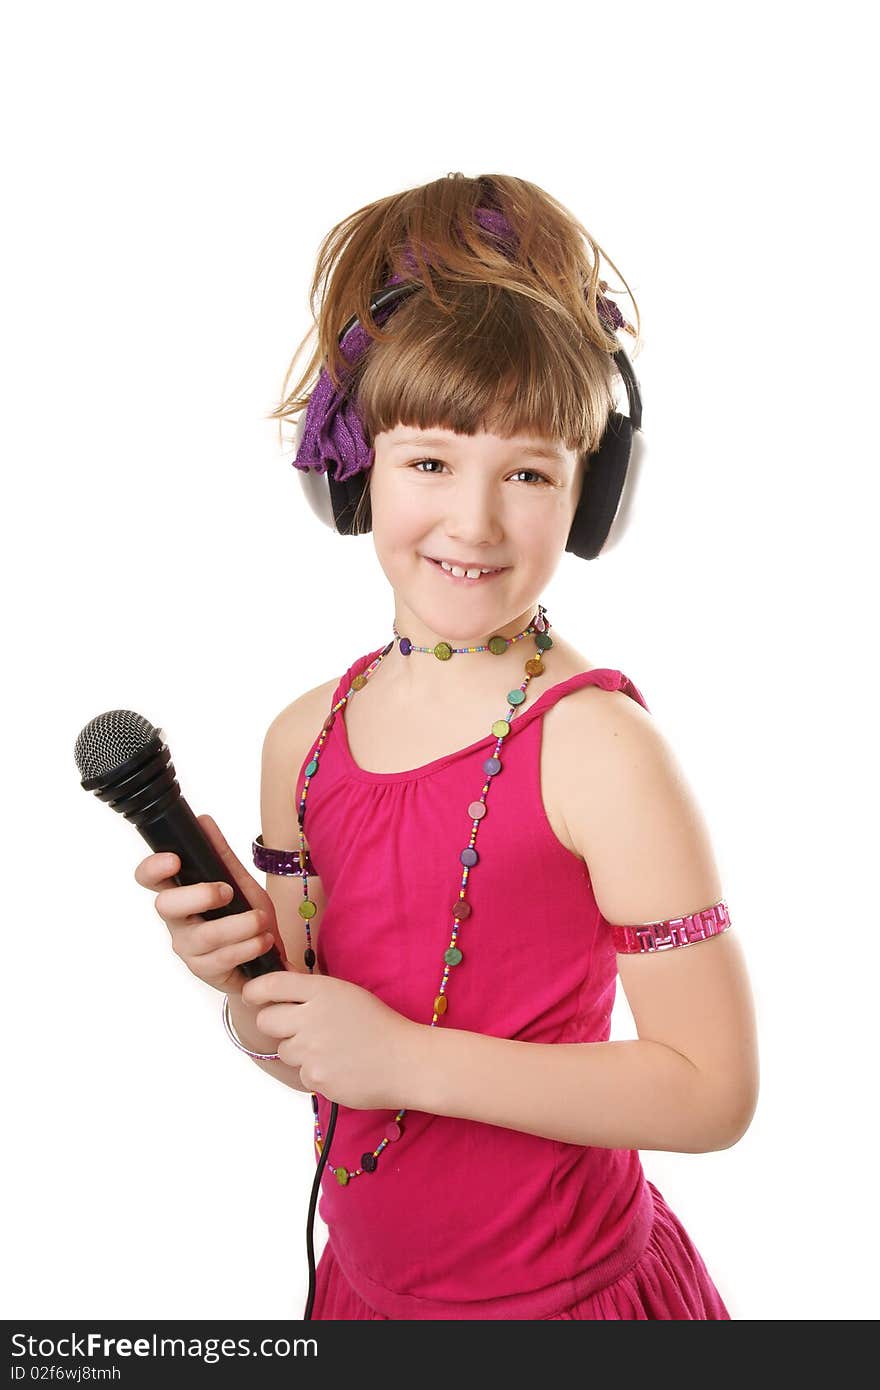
left=252, top=833, right=317, bottom=878
left=610, top=900, right=731, bottom=953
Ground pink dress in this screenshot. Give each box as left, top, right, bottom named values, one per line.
left=297, top=644, right=732, bottom=1320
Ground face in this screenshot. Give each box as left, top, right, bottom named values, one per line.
left=368, top=423, right=584, bottom=646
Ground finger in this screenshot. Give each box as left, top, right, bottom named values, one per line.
left=197, top=813, right=268, bottom=914
left=241, top=969, right=312, bottom=1009
left=155, top=879, right=234, bottom=922
left=198, top=933, right=277, bottom=975
left=253, top=1003, right=302, bottom=1039
left=134, top=852, right=181, bottom=890
left=185, top=907, right=270, bottom=957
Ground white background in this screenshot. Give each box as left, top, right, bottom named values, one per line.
left=3, top=0, right=877, bottom=1323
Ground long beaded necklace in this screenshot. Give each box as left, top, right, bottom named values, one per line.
left=296, top=603, right=554, bottom=1186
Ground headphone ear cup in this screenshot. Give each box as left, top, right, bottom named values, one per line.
left=567, top=412, right=643, bottom=560
left=328, top=468, right=372, bottom=536
left=600, top=425, right=645, bottom=555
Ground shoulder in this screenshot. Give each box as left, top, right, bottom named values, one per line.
left=262, top=674, right=340, bottom=770
left=259, top=673, right=338, bottom=881
left=549, top=672, right=656, bottom=781
left=552, top=677, right=723, bottom=927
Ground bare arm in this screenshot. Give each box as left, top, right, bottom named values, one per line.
left=400, top=1024, right=733, bottom=1153
left=233, top=679, right=337, bottom=1092
left=395, top=686, right=759, bottom=1154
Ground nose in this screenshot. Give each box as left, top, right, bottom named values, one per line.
left=441, top=477, right=505, bottom=551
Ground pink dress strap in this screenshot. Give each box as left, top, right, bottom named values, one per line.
left=502, top=665, right=651, bottom=730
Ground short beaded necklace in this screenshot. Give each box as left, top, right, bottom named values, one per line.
left=296, top=603, right=553, bottom=1187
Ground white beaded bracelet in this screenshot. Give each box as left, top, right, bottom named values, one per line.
left=221, top=993, right=281, bottom=1060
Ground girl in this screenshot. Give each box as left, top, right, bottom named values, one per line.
left=137, top=172, right=758, bottom=1320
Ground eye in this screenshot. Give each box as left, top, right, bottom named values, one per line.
left=510, top=469, right=553, bottom=486
left=409, top=459, right=552, bottom=485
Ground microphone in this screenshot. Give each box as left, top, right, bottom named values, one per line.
left=74, top=706, right=335, bottom=1319
left=73, top=709, right=284, bottom=979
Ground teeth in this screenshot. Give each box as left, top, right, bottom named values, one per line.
left=438, top=560, right=499, bottom=578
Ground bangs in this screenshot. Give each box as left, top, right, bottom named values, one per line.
left=354, top=282, right=618, bottom=460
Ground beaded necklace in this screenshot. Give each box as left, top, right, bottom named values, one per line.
left=295, top=603, right=553, bottom=1186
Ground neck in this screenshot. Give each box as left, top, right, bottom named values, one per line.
left=377, top=601, right=546, bottom=700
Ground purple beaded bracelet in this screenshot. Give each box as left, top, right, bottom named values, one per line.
left=252, top=834, right=317, bottom=878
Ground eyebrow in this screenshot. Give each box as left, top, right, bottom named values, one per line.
left=390, top=435, right=566, bottom=462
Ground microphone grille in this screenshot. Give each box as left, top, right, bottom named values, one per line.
left=74, top=709, right=162, bottom=782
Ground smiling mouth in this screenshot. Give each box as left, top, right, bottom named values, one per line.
left=423, top=556, right=508, bottom=583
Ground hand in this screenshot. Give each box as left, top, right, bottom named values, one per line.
left=240, top=970, right=424, bottom=1111
left=133, top=813, right=286, bottom=997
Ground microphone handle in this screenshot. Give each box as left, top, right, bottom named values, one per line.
left=137, top=792, right=284, bottom=979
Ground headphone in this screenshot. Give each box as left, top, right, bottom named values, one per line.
left=293, top=280, right=646, bottom=558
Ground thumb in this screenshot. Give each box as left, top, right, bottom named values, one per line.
left=197, top=812, right=270, bottom=915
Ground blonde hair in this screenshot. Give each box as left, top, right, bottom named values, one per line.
left=267, top=172, right=641, bottom=534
